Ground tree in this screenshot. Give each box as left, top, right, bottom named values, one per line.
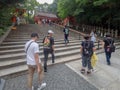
left=57, top=0, right=120, bottom=29
left=57, top=0, right=77, bottom=18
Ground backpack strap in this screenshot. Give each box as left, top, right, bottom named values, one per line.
left=25, top=41, right=34, bottom=53
left=83, top=41, right=90, bottom=48
left=106, top=38, right=113, bottom=46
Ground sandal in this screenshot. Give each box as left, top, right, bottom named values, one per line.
left=80, top=69, right=85, bottom=74
left=87, top=71, right=91, bottom=74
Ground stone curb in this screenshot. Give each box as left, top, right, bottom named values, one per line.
left=0, top=26, right=12, bottom=45
left=0, top=79, right=5, bottom=90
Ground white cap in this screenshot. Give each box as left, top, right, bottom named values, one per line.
left=48, top=30, right=54, bottom=34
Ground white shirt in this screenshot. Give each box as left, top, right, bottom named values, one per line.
left=90, top=32, right=96, bottom=42
left=25, top=40, right=41, bottom=65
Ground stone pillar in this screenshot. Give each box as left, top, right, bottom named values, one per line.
left=82, top=27, right=85, bottom=32
left=104, top=29, right=107, bottom=37
left=115, top=30, right=118, bottom=38
left=111, top=29, right=114, bottom=37
left=108, top=29, right=110, bottom=33
left=0, top=78, right=5, bottom=90
left=98, top=27, right=101, bottom=36
left=101, top=28, right=103, bottom=37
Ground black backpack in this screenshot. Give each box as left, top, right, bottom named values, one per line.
left=106, top=39, right=115, bottom=52
left=82, top=41, right=93, bottom=56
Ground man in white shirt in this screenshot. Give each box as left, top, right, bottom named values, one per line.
left=25, top=33, right=46, bottom=90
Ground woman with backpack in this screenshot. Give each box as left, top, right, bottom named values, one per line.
left=80, top=34, right=95, bottom=74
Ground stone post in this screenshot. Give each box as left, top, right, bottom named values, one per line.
left=115, top=30, right=118, bottom=38
left=111, top=29, right=114, bottom=37
left=101, top=27, right=104, bottom=37
left=0, top=78, right=5, bottom=90
left=108, top=28, right=110, bottom=33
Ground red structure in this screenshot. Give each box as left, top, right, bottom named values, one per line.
left=34, top=12, right=59, bottom=24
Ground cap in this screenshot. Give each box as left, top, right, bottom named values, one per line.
left=31, top=33, right=39, bottom=38
left=48, top=30, right=54, bottom=34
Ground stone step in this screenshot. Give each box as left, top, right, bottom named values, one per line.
left=0, top=41, right=103, bottom=59
left=1, top=41, right=119, bottom=61
left=1, top=45, right=119, bottom=77
left=0, top=46, right=81, bottom=61
left=0, top=54, right=81, bottom=77
left=1, top=39, right=80, bottom=46
left=0, top=43, right=80, bottom=55
left=3, top=36, right=74, bottom=42
left=0, top=44, right=106, bottom=70
left=0, top=40, right=81, bottom=50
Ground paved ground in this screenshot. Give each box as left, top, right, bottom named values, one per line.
left=2, top=49, right=120, bottom=90
left=3, top=64, right=97, bottom=90
left=66, top=49, right=120, bottom=90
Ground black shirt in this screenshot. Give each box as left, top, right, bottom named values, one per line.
left=43, top=36, right=54, bottom=49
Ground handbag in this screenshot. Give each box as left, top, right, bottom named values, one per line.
left=91, top=52, right=98, bottom=67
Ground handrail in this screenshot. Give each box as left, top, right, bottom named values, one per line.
left=54, top=23, right=102, bottom=49
left=54, top=24, right=86, bottom=36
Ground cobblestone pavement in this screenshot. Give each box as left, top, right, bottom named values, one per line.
left=3, top=64, right=98, bottom=90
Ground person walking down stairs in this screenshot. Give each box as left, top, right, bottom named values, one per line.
left=63, top=25, right=69, bottom=45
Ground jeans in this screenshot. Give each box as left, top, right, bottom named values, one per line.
left=82, top=55, right=92, bottom=70
left=105, top=51, right=112, bottom=64
left=64, top=34, right=69, bottom=44
left=43, top=48, right=55, bottom=71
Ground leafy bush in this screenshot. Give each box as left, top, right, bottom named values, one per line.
left=0, top=26, right=8, bottom=36
left=0, top=29, right=4, bottom=36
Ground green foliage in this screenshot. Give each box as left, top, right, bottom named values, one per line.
left=0, top=29, right=4, bottom=36
left=93, top=0, right=108, bottom=6
left=57, top=0, right=76, bottom=18
left=57, top=0, right=120, bottom=28
left=0, top=0, right=40, bottom=36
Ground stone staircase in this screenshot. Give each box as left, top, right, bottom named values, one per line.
left=0, top=24, right=120, bottom=77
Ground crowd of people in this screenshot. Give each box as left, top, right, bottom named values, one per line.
left=11, top=14, right=26, bottom=27
left=24, top=25, right=115, bottom=90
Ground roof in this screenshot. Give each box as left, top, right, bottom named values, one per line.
left=38, top=12, right=57, bottom=18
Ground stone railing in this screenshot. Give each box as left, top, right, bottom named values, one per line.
left=78, top=24, right=119, bottom=38
left=0, top=26, right=12, bottom=45
left=54, top=23, right=120, bottom=41
left=53, top=24, right=86, bottom=40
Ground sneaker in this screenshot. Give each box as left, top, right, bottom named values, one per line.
left=32, top=86, right=34, bottom=90
left=27, top=86, right=34, bottom=90
left=44, top=69, right=47, bottom=72
left=37, top=83, right=46, bottom=90
left=52, top=61, right=55, bottom=64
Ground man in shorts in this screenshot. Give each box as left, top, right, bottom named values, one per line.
left=25, top=33, right=46, bottom=90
